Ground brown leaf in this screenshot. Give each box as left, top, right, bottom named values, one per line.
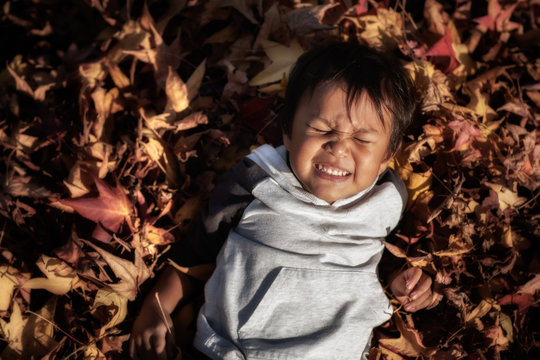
left=379, top=313, right=436, bottom=357
left=286, top=4, right=339, bottom=36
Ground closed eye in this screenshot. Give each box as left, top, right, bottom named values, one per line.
left=308, top=125, right=332, bottom=134
left=353, top=137, right=371, bottom=144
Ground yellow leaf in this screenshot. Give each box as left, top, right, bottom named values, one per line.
left=0, top=266, right=20, bottom=312
left=166, top=67, right=189, bottom=113
left=23, top=255, right=83, bottom=295
left=465, top=85, right=497, bottom=122
left=0, top=301, right=26, bottom=357
left=406, top=170, right=432, bottom=206
left=249, top=39, right=304, bottom=86
left=92, top=289, right=128, bottom=336
left=452, top=42, right=477, bottom=77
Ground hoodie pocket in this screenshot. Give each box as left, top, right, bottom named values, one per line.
left=237, top=267, right=391, bottom=359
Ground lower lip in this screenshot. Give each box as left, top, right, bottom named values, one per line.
left=313, top=165, right=351, bottom=182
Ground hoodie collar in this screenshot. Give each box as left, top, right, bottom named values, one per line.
left=247, top=144, right=378, bottom=208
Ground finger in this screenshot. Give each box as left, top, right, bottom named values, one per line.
left=141, top=333, right=155, bottom=359
left=409, top=274, right=432, bottom=300
left=405, top=289, right=432, bottom=312
left=151, top=334, right=169, bottom=360
left=427, top=292, right=442, bottom=309
left=405, top=267, right=423, bottom=293
left=129, top=338, right=139, bottom=360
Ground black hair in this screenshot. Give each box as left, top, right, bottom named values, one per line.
left=280, top=42, right=416, bottom=156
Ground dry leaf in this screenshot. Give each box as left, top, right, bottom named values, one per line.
left=0, top=301, right=27, bottom=358
left=92, top=288, right=128, bottom=336
left=59, top=176, right=133, bottom=239
left=81, top=239, right=153, bottom=301
left=249, top=39, right=304, bottom=86
left=166, top=67, right=189, bottom=113
left=23, top=255, right=84, bottom=295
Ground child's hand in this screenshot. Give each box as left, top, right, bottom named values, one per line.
left=389, top=267, right=436, bottom=312
left=129, top=295, right=179, bottom=360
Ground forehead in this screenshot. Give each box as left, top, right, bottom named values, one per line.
left=297, top=82, right=393, bottom=132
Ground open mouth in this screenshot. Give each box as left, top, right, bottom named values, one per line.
left=315, top=163, right=351, bottom=177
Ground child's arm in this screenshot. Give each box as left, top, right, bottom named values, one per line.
left=388, top=267, right=437, bottom=312
left=129, top=266, right=193, bottom=360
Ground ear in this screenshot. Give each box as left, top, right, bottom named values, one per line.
left=378, top=141, right=400, bottom=175
left=377, top=157, right=392, bottom=176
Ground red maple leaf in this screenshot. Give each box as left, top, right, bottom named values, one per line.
left=354, top=0, right=369, bottom=16
left=425, top=26, right=459, bottom=73
left=60, top=177, right=134, bottom=242
left=473, top=0, right=521, bottom=32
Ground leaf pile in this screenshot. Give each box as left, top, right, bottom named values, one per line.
left=0, top=0, right=538, bottom=359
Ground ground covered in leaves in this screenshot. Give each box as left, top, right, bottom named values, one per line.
left=0, top=0, right=539, bottom=359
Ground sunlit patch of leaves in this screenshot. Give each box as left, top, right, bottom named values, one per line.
left=0, top=0, right=538, bottom=359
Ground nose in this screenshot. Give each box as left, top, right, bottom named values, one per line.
left=324, top=137, right=350, bottom=158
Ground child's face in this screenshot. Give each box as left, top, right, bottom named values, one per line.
left=283, top=82, right=393, bottom=204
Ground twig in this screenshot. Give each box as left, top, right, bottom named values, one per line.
left=155, top=292, right=172, bottom=335
left=25, top=310, right=85, bottom=346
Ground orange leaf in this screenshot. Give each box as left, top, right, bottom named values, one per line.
left=59, top=177, right=133, bottom=236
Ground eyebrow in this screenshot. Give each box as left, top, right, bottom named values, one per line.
left=308, top=116, right=381, bottom=135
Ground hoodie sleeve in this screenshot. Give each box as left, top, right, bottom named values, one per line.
left=167, top=157, right=268, bottom=267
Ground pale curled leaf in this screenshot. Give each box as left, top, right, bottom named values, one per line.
left=81, top=239, right=153, bottom=301
left=23, top=255, right=84, bottom=295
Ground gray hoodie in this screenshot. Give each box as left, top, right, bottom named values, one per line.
left=175, top=145, right=407, bottom=359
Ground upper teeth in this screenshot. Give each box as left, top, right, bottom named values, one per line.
left=316, top=164, right=350, bottom=177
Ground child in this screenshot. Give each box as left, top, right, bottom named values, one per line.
left=130, top=42, right=435, bottom=360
